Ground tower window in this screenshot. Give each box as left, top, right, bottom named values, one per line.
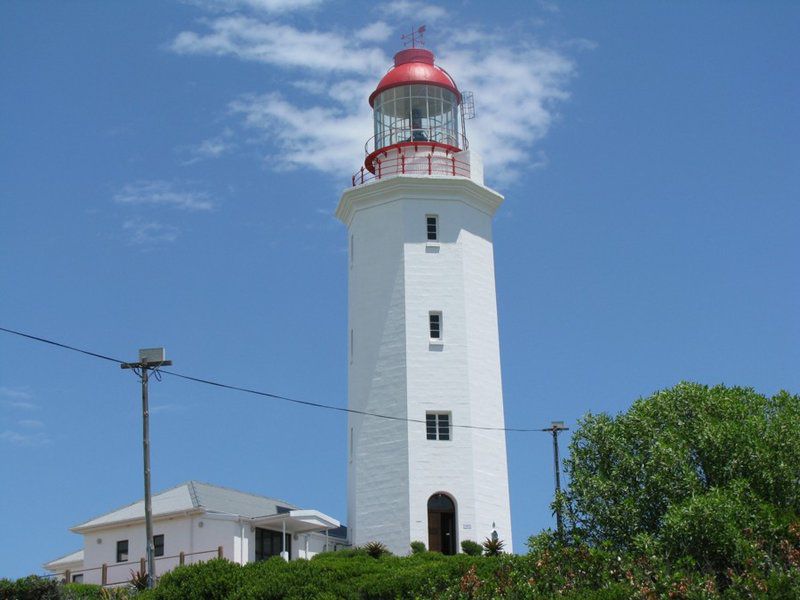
left=426, top=412, right=451, bottom=441
left=429, top=312, right=442, bottom=340
left=426, top=215, right=438, bottom=241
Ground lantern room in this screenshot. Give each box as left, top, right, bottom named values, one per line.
left=369, top=48, right=462, bottom=153
left=358, top=47, right=474, bottom=183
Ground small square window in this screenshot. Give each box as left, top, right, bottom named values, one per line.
left=426, top=412, right=451, bottom=441
left=116, top=540, right=128, bottom=563
left=426, top=215, right=438, bottom=241
left=429, top=312, right=442, bottom=341
left=71, top=574, right=83, bottom=583
left=153, top=534, right=164, bottom=557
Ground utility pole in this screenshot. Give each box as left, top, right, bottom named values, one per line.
left=541, top=421, right=569, bottom=537
left=121, top=348, right=172, bottom=589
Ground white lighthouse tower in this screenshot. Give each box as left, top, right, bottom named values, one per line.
left=335, top=44, right=512, bottom=555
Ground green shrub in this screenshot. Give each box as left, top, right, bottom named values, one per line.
left=460, top=540, right=482, bottom=556
left=409, top=540, right=426, bottom=554
left=139, top=558, right=242, bottom=600
left=363, top=541, right=390, bottom=558
left=482, top=536, right=505, bottom=556
left=61, top=583, right=107, bottom=599
left=0, top=575, right=61, bottom=600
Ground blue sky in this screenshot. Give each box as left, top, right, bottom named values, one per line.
left=1, top=0, right=798, bottom=578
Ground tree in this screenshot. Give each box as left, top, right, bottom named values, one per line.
left=563, top=382, right=800, bottom=553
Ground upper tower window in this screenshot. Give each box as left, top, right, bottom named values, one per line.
left=426, top=215, right=438, bottom=241
left=429, top=311, right=442, bottom=340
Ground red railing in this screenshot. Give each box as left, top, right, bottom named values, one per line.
left=351, top=151, right=470, bottom=187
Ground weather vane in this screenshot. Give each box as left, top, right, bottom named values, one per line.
left=401, top=25, right=426, bottom=48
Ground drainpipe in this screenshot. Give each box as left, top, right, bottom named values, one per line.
left=240, top=520, right=246, bottom=565
left=282, top=520, right=287, bottom=561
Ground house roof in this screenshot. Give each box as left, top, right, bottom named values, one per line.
left=72, top=481, right=299, bottom=532
left=43, top=549, right=84, bottom=570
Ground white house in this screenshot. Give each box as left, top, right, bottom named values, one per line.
left=338, top=45, right=513, bottom=555
left=44, top=481, right=346, bottom=585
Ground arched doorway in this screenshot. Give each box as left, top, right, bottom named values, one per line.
left=427, top=493, right=456, bottom=554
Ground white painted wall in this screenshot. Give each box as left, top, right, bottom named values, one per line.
left=346, top=196, right=411, bottom=552
left=64, top=514, right=345, bottom=584
left=76, top=513, right=237, bottom=585
left=337, top=175, right=513, bottom=555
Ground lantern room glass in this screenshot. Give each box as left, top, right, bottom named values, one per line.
left=373, top=85, right=460, bottom=152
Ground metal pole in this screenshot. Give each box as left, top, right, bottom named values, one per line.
left=142, top=366, right=155, bottom=588
left=541, top=421, right=569, bottom=539
left=122, top=348, right=171, bottom=590
left=552, top=427, right=563, bottom=537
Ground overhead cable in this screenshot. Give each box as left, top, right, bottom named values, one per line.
left=0, top=326, right=539, bottom=433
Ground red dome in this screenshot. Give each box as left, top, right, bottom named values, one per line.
left=369, top=48, right=461, bottom=107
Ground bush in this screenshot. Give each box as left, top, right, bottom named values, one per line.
left=0, top=575, right=61, bottom=600
left=61, top=583, right=109, bottom=599
left=139, top=558, right=242, bottom=599
left=409, top=541, right=426, bottom=554
left=482, top=537, right=504, bottom=556
left=460, top=540, right=482, bottom=556
left=363, top=541, right=390, bottom=558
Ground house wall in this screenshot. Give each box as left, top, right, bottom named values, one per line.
left=77, top=513, right=240, bottom=585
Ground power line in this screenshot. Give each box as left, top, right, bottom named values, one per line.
left=0, top=325, right=540, bottom=433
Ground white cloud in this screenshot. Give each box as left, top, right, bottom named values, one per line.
left=385, top=1, right=448, bottom=23
left=0, top=430, right=51, bottom=447
left=170, top=7, right=579, bottom=183
left=356, top=21, right=393, bottom=43
left=150, top=403, right=184, bottom=414
left=123, top=219, right=181, bottom=245
left=114, top=181, right=214, bottom=211
left=536, top=0, right=560, bottom=14
left=0, top=387, right=32, bottom=400
left=170, top=17, right=389, bottom=74
left=1, top=387, right=38, bottom=410
left=230, top=89, right=373, bottom=175
left=436, top=44, right=574, bottom=181
left=2, top=400, right=38, bottom=410
left=184, top=0, right=324, bottom=14
left=181, top=130, right=235, bottom=165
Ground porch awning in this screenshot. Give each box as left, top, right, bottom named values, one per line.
left=251, top=509, right=340, bottom=533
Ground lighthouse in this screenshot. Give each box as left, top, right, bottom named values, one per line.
left=335, top=43, right=512, bottom=555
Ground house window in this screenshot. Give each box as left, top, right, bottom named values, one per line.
left=426, top=215, right=438, bottom=241
left=116, top=540, right=128, bottom=563
left=153, top=534, right=164, bottom=557
left=255, top=528, right=292, bottom=561
left=429, top=312, right=442, bottom=340
left=71, top=574, right=83, bottom=583
left=426, top=412, right=451, bottom=441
